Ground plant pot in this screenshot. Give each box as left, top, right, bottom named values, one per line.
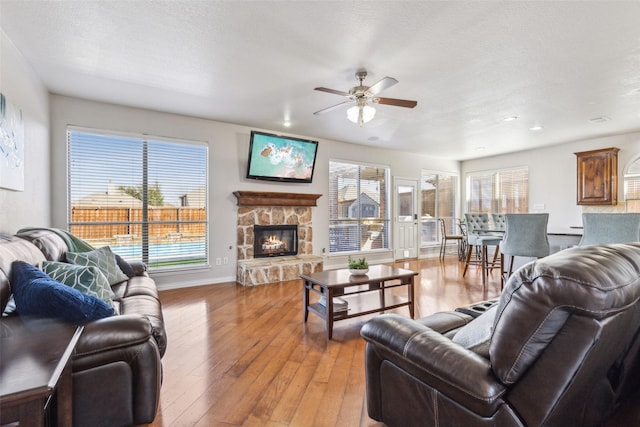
left=349, top=268, right=369, bottom=275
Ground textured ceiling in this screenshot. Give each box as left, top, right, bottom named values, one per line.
left=1, top=1, right=639, bottom=160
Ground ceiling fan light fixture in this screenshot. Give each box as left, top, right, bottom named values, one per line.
left=347, top=104, right=376, bottom=126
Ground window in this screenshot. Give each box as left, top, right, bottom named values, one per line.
left=329, top=160, right=390, bottom=253
left=467, top=167, right=529, bottom=214
left=421, top=172, right=459, bottom=245
left=625, top=157, right=640, bottom=211
left=67, top=128, right=208, bottom=270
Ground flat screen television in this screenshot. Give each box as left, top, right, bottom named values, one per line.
left=246, top=131, right=319, bottom=183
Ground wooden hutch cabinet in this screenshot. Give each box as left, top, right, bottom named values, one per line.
left=575, top=147, right=619, bottom=205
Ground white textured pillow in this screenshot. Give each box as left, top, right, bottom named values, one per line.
left=66, top=246, right=129, bottom=286
left=452, top=305, right=497, bottom=357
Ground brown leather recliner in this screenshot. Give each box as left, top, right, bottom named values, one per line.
left=361, top=243, right=640, bottom=427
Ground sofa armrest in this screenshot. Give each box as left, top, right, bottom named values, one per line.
left=361, top=314, right=506, bottom=417
left=115, top=254, right=147, bottom=278
left=128, top=261, right=147, bottom=276
left=74, top=314, right=156, bottom=363
left=71, top=314, right=162, bottom=426
left=415, top=310, right=474, bottom=335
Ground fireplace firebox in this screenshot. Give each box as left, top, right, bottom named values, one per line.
left=253, top=225, right=298, bottom=258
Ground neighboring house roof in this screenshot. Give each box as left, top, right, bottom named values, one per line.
left=180, top=186, right=206, bottom=207
left=338, top=185, right=380, bottom=204
left=72, top=182, right=143, bottom=208
left=350, top=193, right=378, bottom=207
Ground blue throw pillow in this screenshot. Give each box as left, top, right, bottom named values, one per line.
left=11, top=261, right=114, bottom=324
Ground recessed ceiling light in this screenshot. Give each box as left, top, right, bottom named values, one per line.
left=503, top=116, right=518, bottom=122
left=529, top=125, right=544, bottom=131
left=475, top=146, right=486, bottom=151
left=368, top=136, right=379, bottom=141
left=589, top=116, right=611, bottom=123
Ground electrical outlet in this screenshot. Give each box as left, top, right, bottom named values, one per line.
left=223, top=257, right=228, bottom=265
left=533, top=203, right=545, bottom=210
left=215, top=258, right=222, bottom=266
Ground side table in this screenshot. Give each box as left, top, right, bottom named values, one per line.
left=0, top=317, right=83, bottom=427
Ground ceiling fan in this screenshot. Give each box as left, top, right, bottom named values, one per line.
left=313, top=70, right=417, bottom=127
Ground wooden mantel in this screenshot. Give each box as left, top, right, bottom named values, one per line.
left=233, top=191, right=322, bottom=207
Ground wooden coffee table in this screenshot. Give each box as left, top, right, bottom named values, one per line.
left=301, top=265, right=418, bottom=339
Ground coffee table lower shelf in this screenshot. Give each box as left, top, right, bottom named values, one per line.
left=307, top=293, right=410, bottom=321
left=301, top=265, right=417, bottom=339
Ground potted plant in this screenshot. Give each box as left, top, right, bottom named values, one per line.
left=348, top=256, right=369, bottom=275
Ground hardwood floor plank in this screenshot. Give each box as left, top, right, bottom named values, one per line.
left=222, top=315, right=304, bottom=424
left=148, top=256, right=502, bottom=426
left=269, top=343, right=323, bottom=424
left=313, top=339, right=357, bottom=427
left=287, top=379, right=327, bottom=427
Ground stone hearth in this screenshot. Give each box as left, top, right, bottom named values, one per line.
left=234, top=191, right=323, bottom=286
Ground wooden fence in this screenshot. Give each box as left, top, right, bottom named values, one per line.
left=70, top=207, right=206, bottom=243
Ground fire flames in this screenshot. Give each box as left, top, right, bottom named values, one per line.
left=261, top=235, right=288, bottom=251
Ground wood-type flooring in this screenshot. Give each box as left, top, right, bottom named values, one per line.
left=147, top=255, right=502, bottom=427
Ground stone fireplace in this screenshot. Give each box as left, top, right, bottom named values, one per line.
left=234, top=191, right=323, bottom=286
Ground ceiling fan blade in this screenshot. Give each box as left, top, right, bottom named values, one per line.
left=375, top=97, right=418, bottom=108
left=313, top=100, right=353, bottom=115
left=366, top=77, right=398, bottom=96
left=314, top=87, right=351, bottom=97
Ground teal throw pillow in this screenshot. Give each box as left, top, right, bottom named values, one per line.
left=11, top=261, right=114, bottom=324
left=42, top=261, right=116, bottom=309
left=66, top=246, right=129, bottom=286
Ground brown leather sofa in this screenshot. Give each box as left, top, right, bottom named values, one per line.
left=361, top=243, right=640, bottom=427
left=1, top=229, right=167, bottom=427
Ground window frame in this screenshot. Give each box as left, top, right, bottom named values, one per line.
left=420, top=170, right=460, bottom=246
left=328, top=159, right=391, bottom=255
left=624, top=155, right=640, bottom=212
left=66, top=126, right=209, bottom=272
left=466, top=166, right=529, bottom=214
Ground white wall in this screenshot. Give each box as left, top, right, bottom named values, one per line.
left=461, top=132, right=640, bottom=233
left=50, top=95, right=460, bottom=289
left=0, top=30, right=50, bottom=232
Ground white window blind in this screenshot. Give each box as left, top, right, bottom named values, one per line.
left=467, top=167, right=529, bottom=214
left=624, top=158, right=640, bottom=212
left=67, top=128, right=208, bottom=270
left=328, top=161, right=390, bottom=253
left=421, top=172, right=459, bottom=245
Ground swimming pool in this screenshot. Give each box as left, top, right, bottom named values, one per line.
left=111, top=241, right=207, bottom=263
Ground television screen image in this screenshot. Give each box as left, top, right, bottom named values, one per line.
left=246, top=131, right=318, bottom=183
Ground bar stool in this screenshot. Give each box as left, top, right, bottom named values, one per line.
left=491, top=213, right=506, bottom=233
left=500, top=213, right=550, bottom=288
left=438, top=218, right=466, bottom=260
left=578, top=213, right=640, bottom=245
left=463, top=213, right=502, bottom=287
